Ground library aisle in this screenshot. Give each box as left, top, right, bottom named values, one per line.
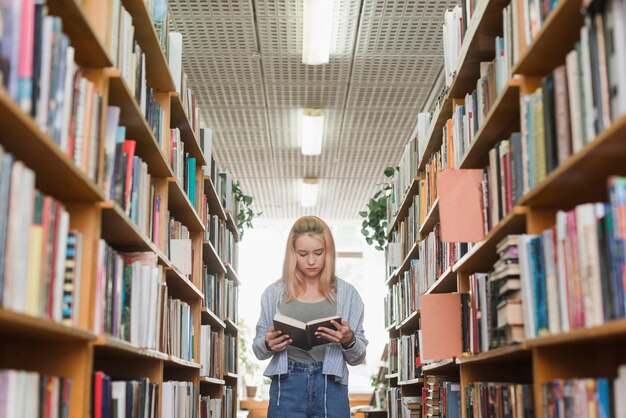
left=1, top=0, right=626, bottom=417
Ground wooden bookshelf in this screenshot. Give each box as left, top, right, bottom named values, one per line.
left=419, top=95, right=453, bottom=170
left=120, top=0, right=177, bottom=92
left=385, top=373, right=399, bottom=379
left=47, top=0, right=113, bottom=68
left=165, top=267, right=204, bottom=301
left=422, top=358, right=459, bottom=375
left=168, top=178, right=205, bottom=232
left=512, top=0, right=584, bottom=76
left=458, top=78, right=521, bottom=169
left=447, top=0, right=509, bottom=99
left=425, top=267, right=457, bottom=294
left=201, top=307, right=227, bottom=330
left=518, top=113, right=626, bottom=208
left=225, top=318, right=241, bottom=335
left=203, top=240, right=227, bottom=273
left=100, top=201, right=161, bottom=254
left=0, top=88, right=105, bottom=203
left=226, top=211, right=241, bottom=242
left=419, top=197, right=439, bottom=237
left=107, top=72, right=174, bottom=178
left=397, top=377, right=424, bottom=386
left=225, top=263, right=240, bottom=285
left=202, top=376, right=226, bottom=385
left=397, top=310, right=420, bottom=331
left=224, top=371, right=240, bottom=379
left=385, top=322, right=399, bottom=332
left=387, top=177, right=420, bottom=238
left=526, top=319, right=626, bottom=348
left=385, top=240, right=418, bottom=286
left=453, top=206, right=527, bottom=273
left=456, top=344, right=529, bottom=365
left=204, top=176, right=228, bottom=220
left=0, top=309, right=96, bottom=342
left=170, top=92, right=206, bottom=165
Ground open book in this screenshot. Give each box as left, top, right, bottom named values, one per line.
left=273, top=312, right=341, bottom=351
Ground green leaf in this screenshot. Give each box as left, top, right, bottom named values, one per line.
left=384, top=166, right=395, bottom=177
left=366, top=237, right=373, bottom=245
left=358, top=211, right=367, bottom=218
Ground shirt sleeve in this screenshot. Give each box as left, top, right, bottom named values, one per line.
left=342, top=288, right=368, bottom=365
left=252, top=286, right=275, bottom=360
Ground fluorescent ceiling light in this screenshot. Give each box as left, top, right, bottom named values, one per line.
left=300, top=108, right=324, bottom=156
left=300, top=177, right=319, bottom=207
left=302, top=0, right=332, bottom=65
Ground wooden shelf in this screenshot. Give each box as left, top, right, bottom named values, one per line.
left=385, top=322, right=398, bottom=332
left=167, top=178, right=205, bottom=232
left=204, top=176, right=227, bottom=220
left=203, top=241, right=227, bottom=274
left=422, top=358, right=459, bottom=375
left=456, top=344, right=529, bottom=364
left=512, top=0, right=584, bottom=76
left=120, top=0, right=176, bottom=91
left=425, top=267, right=457, bottom=294
left=397, top=310, right=420, bottom=331
left=458, top=79, right=521, bottom=169
left=518, top=114, right=626, bottom=208
left=170, top=93, right=205, bottom=165
left=385, top=241, right=419, bottom=286
left=398, top=377, right=424, bottom=386
left=93, top=335, right=168, bottom=361
left=526, top=318, right=626, bottom=348
left=165, top=355, right=201, bottom=369
left=387, top=177, right=420, bottom=238
left=226, top=211, right=241, bottom=242
left=225, top=318, right=241, bottom=335
left=0, top=88, right=105, bottom=203
left=201, top=376, right=226, bottom=385
left=47, top=0, right=112, bottom=67
left=201, top=307, right=226, bottom=330
left=225, top=263, right=240, bottom=286
left=384, top=373, right=399, bottom=379
left=165, top=267, right=203, bottom=301
left=453, top=206, right=527, bottom=273
left=107, top=73, right=173, bottom=178
left=224, top=372, right=239, bottom=379
left=0, top=309, right=96, bottom=342
left=419, top=96, right=453, bottom=171
left=447, top=0, right=509, bottom=99
left=419, top=198, right=439, bottom=237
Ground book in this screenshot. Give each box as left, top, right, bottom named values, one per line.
left=273, top=312, right=341, bottom=351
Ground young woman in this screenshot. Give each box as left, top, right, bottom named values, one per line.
left=252, top=216, right=368, bottom=418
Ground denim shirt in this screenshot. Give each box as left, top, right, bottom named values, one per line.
left=252, top=277, right=368, bottom=385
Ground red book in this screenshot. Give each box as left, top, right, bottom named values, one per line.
left=93, top=371, right=104, bottom=418
left=123, top=140, right=136, bottom=211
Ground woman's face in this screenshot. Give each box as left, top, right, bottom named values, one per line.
left=294, top=235, right=325, bottom=279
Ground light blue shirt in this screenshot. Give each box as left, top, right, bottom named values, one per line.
left=253, top=277, right=368, bottom=385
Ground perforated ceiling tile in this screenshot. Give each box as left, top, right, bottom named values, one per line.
left=169, top=0, right=254, bottom=17
left=267, top=108, right=343, bottom=148
left=171, top=15, right=258, bottom=53
left=254, top=0, right=361, bottom=18
left=202, top=108, right=269, bottom=132
left=345, top=82, right=427, bottom=110
left=339, top=129, right=409, bottom=147
left=182, top=55, right=262, bottom=84
left=355, top=18, right=444, bottom=56
left=264, top=83, right=348, bottom=109
left=262, top=54, right=352, bottom=85
left=342, top=109, right=417, bottom=134
left=198, top=82, right=266, bottom=108
left=350, top=55, right=443, bottom=85
left=256, top=16, right=358, bottom=55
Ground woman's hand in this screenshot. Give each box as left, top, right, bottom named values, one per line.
left=315, top=320, right=355, bottom=345
left=265, top=326, right=291, bottom=352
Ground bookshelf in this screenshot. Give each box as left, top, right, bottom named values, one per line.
left=0, top=1, right=240, bottom=417
left=383, top=0, right=626, bottom=414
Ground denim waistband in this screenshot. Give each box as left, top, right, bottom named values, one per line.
left=287, top=359, right=324, bottom=373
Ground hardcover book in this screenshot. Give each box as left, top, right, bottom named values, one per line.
left=273, top=312, right=341, bottom=351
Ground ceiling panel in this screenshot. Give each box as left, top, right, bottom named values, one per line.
left=170, top=0, right=452, bottom=219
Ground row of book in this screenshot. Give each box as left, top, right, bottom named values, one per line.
left=207, top=215, right=238, bottom=268
left=223, top=333, right=238, bottom=374
left=0, top=146, right=82, bottom=324
left=389, top=135, right=420, bottom=219
left=92, top=372, right=158, bottom=418
left=0, top=369, right=71, bottom=418
left=542, top=377, right=614, bottom=417
left=384, top=261, right=421, bottom=328
left=161, top=381, right=198, bottom=418
left=387, top=377, right=462, bottom=418
left=170, top=128, right=201, bottom=210
left=388, top=193, right=421, bottom=267
left=164, top=298, right=194, bottom=361
left=417, top=224, right=466, bottom=290
left=467, top=236, right=524, bottom=354
left=202, top=269, right=222, bottom=318
left=465, top=382, right=534, bottom=418
left=519, top=177, right=626, bottom=338
left=200, top=395, right=223, bottom=418
left=1, top=2, right=105, bottom=183
left=396, top=332, right=422, bottom=383
left=199, top=324, right=220, bottom=378
left=224, top=278, right=238, bottom=323
left=93, top=244, right=165, bottom=349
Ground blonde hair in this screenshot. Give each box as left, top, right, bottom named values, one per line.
left=281, top=216, right=336, bottom=302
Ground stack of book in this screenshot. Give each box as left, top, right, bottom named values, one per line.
left=0, top=370, right=71, bottom=417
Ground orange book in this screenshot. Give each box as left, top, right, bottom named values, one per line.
left=438, top=168, right=485, bottom=243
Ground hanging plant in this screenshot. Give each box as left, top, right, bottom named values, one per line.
left=233, top=180, right=262, bottom=239
left=359, top=167, right=397, bottom=251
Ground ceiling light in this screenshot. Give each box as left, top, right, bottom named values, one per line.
left=302, top=0, right=332, bottom=65
left=300, top=108, right=324, bottom=156
left=300, top=177, right=319, bottom=207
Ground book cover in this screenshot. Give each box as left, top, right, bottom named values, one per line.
left=273, top=312, right=341, bottom=351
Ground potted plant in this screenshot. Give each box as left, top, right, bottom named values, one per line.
left=359, top=167, right=397, bottom=250
left=232, top=180, right=262, bottom=239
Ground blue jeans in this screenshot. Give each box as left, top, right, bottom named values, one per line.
left=267, top=359, right=350, bottom=418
